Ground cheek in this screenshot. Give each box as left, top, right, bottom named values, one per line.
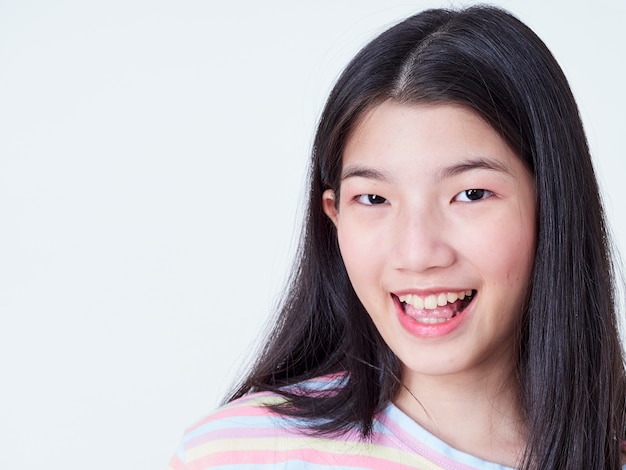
left=471, top=220, right=536, bottom=287
left=336, top=221, right=388, bottom=302
left=336, top=215, right=386, bottom=265
left=506, top=219, right=536, bottom=283
left=337, top=224, right=372, bottom=278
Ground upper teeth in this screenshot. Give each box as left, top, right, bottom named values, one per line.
left=398, top=290, right=473, bottom=310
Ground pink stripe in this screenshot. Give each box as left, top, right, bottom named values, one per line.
left=188, top=448, right=437, bottom=470
left=185, top=393, right=279, bottom=433
left=186, top=420, right=410, bottom=454
left=187, top=426, right=347, bottom=448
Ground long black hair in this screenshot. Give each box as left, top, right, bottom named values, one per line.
left=228, top=5, right=626, bottom=468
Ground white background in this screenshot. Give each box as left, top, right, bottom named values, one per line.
left=0, top=0, right=624, bottom=468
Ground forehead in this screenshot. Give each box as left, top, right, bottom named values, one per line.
left=341, top=101, right=522, bottom=179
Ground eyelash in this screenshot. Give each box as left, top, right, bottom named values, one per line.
left=356, top=194, right=388, bottom=205
left=454, top=189, right=493, bottom=202
left=356, top=189, right=493, bottom=205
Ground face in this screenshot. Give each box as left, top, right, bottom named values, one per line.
left=323, top=101, right=536, bottom=384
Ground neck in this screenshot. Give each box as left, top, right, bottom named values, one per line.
left=395, top=363, right=526, bottom=467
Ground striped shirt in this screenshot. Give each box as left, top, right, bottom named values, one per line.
left=169, top=376, right=519, bottom=469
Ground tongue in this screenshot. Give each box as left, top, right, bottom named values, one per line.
left=404, top=299, right=463, bottom=321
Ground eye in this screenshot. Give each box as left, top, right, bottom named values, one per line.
left=356, top=194, right=388, bottom=205
left=454, top=189, right=493, bottom=202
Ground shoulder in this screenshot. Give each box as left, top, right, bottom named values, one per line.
left=169, top=375, right=367, bottom=469
left=169, top=391, right=291, bottom=469
left=187, top=390, right=293, bottom=439
left=182, top=374, right=346, bottom=439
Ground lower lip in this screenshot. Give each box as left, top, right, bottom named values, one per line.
left=394, top=295, right=472, bottom=338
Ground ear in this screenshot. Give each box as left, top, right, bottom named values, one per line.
left=322, top=189, right=338, bottom=227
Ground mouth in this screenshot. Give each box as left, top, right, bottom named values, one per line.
left=395, top=289, right=476, bottom=325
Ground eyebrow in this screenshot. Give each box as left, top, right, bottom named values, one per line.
left=435, top=157, right=512, bottom=180
left=341, top=165, right=392, bottom=182
left=341, top=156, right=512, bottom=182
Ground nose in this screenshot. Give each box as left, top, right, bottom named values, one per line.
left=390, top=204, right=456, bottom=273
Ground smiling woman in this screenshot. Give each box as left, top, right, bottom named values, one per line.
left=322, top=103, right=537, bottom=464
left=169, top=5, right=626, bottom=469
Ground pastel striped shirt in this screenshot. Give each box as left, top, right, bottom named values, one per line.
left=169, top=376, right=519, bottom=469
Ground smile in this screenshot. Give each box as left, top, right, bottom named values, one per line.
left=398, top=290, right=473, bottom=310
left=396, top=290, right=476, bottom=325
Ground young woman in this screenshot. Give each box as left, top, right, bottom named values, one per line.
left=170, top=5, right=626, bottom=469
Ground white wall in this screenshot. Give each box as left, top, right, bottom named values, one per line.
left=0, top=1, right=624, bottom=468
